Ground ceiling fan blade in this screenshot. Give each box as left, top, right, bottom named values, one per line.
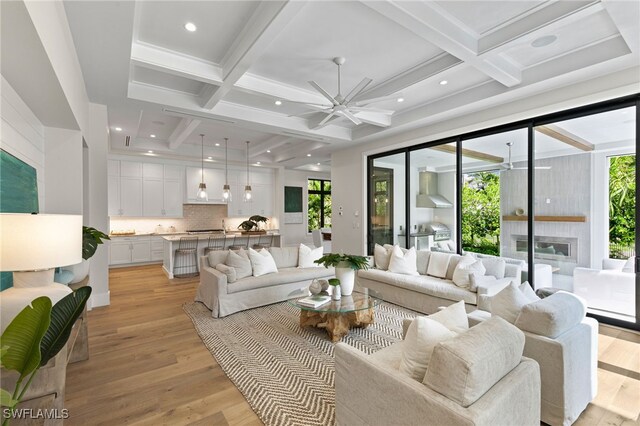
left=344, top=78, right=373, bottom=104
left=352, top=111, right=391, bottom=127
left=318, top=112, right=338, bottom=127
left=353, top=93, right=401, bottom=106
left=289, top=110, right=323, bottom=118
left=349, top=106, right=396, bottom=114
left=340, top=110, right=362, bottom=125
left=308, top=81, right=339, bottom=106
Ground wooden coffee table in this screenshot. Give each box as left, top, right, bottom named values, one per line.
left=288, top=288, right=381, bottom=342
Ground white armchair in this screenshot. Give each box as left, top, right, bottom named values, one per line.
left=573, top=258, right=635, bottom=317
left=335, top=317, right=541, bottom=426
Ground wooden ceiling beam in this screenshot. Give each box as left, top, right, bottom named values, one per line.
left=431, top=144, right=504, bottom=163
left=536, top=124, right=594, bottom=151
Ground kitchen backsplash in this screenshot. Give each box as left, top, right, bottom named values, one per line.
left=110, top=204, right=279, bottom=234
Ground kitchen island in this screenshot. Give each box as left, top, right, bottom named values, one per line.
left=162, top=233, right=281, bottom=279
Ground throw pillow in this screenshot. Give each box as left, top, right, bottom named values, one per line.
left=298, top=244, right=323, bottom=268
left=519, top=282, right=540, bottom=303
left=374, top=244, right=393, bottom=270
left=388, top=246, right=419, bottom=275
left=426, top=252, right=451, bottom=278
left=429, top=300, right=469, bottom=333
left=490, top=282, right=532, bottom=323
left=399, top=316, right=456, bottom=381
left=452, top=255, right=486, bottom=289
left=469, top=272, right=497, bottom=293
left=225, top=249, right=252, bottom=280
left=248, top=248, right=278, bottom=277
left=215, top=264, right=237, bottom=283
left=481, top=258, right=506, bottom=279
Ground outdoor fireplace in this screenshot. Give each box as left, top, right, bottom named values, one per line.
left=514, top=235, right=578, bottom=263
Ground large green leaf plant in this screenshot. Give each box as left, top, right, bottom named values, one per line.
left=0, top=287, right=91, bottom=425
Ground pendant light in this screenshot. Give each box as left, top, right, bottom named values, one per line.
left=196, top=134, right=208, bottom=201
left=243, top=140, right=252, bottom=202
left=222, top=137, right=231, bottom=202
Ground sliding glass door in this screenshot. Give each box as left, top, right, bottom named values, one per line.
left=368, top=152, right=405, bottom=253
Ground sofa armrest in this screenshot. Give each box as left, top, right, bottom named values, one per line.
left=195, top=259, right=228, bottom=317
left=504, top=264, right=522, bottom=282
left=476, top=277, right=515, bottom=297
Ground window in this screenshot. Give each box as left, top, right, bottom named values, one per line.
left=308, top=179, right=331, bottom=232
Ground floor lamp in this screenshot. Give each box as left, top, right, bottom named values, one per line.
left=0, top=213, right=82, bottom=332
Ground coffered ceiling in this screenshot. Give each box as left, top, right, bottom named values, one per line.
left=63, top=0, right=639, bottom=170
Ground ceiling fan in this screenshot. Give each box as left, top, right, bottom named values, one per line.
left=285, top=57, right=400, bottom=128
left=500, top=142, right=551, bottom=170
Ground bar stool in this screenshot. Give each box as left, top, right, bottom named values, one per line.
left=173, top=237, right=199, bottom=278
left=204, top=235, right=226, bottom=254
left=229, top=234, right=249, bottom=251
left=252, top=234, right=273, bottom=250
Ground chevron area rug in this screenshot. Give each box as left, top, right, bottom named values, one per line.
left=183, top=300, right=419, bottom=426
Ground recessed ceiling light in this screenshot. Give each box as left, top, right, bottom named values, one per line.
left=215, top=143, right=220, bottom=146
left=307, top=154, right=311, bottom=157
left=531, top=35, right=557, bottom=48
left=275, top=100, right=282, bottom=106
left=266, top=150, right=271, bottom=153
left=397, top=97, right=404, bottom=103
left=148, top=150, right=153, bottom=154
left=256, top=161, right=261, bottom=165
left=439, top=80, right=448, bottom=85
left=316, top=163, right=320, bottom=166
left=150, top=134, right=156, bottom=138
left=184, top=22, right=197, bottom=32
left=207, top=156, right=212, bottom=160
left=114, top=127, right=122, bottom=131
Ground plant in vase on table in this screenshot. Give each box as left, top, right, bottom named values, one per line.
left=314, top=253, right=369, bottom=296
left=237, top=215, right=269, bottom=234
left=62, top=226, right=110, bottom=284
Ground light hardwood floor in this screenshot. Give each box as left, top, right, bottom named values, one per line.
left=65, top=264, right=640, bottom=425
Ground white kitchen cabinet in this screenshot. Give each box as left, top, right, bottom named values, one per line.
left=142, top=165, right=183, bottom=217
left=185, top=167, right=227, bottom=203
left=143, top=163, right=164, bottom=179
left=109, top=236, right=153, bottom=265
left=150, top=236, right=164, bottom=261
left=120, top=161, right=142, bottom=177
left=163, top=179, right=183, bottom=216
left=250, top=183, right=274, bottom=217
left=143, top=178, right=164, bottom=216
left=108, top=160, right=120, bottom=176
left=108, top=174, right=121, bottom=216
left=120, top=176, right=143, bottom=216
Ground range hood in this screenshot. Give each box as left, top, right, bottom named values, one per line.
left=416, top=171, right=453, bottom=208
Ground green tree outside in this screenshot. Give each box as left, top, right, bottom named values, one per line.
left=609, top=155, right=635, bottom=259
left=462, top=172, right=501, bottom=256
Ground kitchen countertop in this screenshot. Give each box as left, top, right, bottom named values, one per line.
left=162, top=232, right=280, bottom=242
left=109, top=232, right=188, bottom=237
left=397, top=232, right=436, bottom=237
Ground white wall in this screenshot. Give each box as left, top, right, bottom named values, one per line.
left=331, top=70, right=639, bottom=256
left=1, top=76, right=46, bottom=210
left=44, top=127, right=83, bottom=213
left=281, top=169, right=331, bottom=247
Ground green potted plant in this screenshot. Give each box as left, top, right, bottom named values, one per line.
left=314, top=253, right=369, bottom=296
left=238, top=215, right=269, bottom=234
left=63, top=226, right=110, bottom=284
left=0, top=288, right=92, bottom=425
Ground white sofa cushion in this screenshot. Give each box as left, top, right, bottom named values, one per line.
left=481, top=258, right=506, bottom=279
left=215, top=264, right=237, bottom=283
left=388, top=246, right=419, bottom=276
left=490, top=283, right=531, bottom=323
left=515, top=291, right=587, bottom=338
left=416, top=250, right=431, bottom=275
left=358, top=269, right=477, bottom=304
left=427, top=252, right=451, bottom=278
left=227, top=266, right=333, bottom=294
left=248, top=248, right=278, bottom=277
left=469, top=273, right=496, bottom=293
left=268, top=246, right=299, bottom=268
left=399, top=316, right=455, bottom=381
left=452, top=254, right=486, bottom=289
left=374, top=244, right=393, bottom=270
left=298, top=244, right=323, bottom=268
left=429, top=300, right=469, bottom=333
left=622, top=256, right=634, bottom=273
left=424, top=316, right=525, bottom=407
left=519, top=282, right=539, bottom=302
left=208, top=250, right=230, bottom=268
left=225, top=249, right=252, bottom=280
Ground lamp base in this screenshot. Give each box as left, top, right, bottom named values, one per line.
left=13, top=269, right=56, bottom=288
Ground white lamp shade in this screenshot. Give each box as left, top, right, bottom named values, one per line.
left=0, top=213, right=83, bottom=271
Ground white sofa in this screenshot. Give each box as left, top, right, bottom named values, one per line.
left=573, top=258, right=635, bottom=317
left=469, top=291, right=598, bottom=426
left=356, top=250, right=521, bottom=314
left=335, top=316, right=541, bottom=426
left=195, top=246, right=334, bottom=317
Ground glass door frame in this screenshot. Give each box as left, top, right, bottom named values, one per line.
left=366, top=93, right=640, bottom=331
